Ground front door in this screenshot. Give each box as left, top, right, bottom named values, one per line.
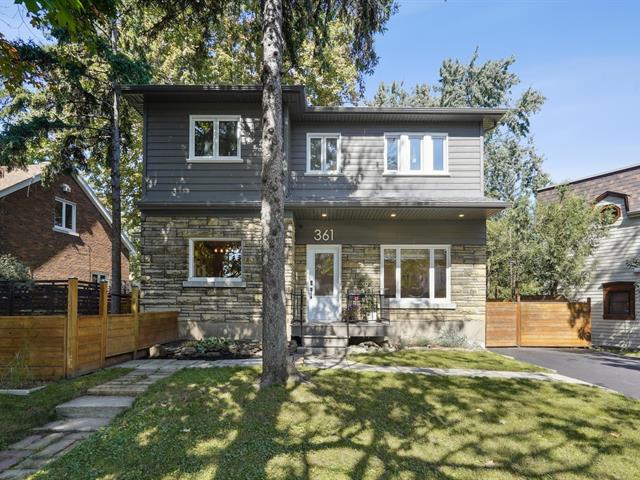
left=307, top=245, right=341, bottom=322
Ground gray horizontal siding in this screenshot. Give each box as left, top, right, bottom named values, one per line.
left=144, top=101, right=263, bottom=203
left=295, top=219, right=486, bottom=245
left=572, top=198, right=640, bottom=348
left=143, top=101, right=486, bottom=204
left=288, top=122, right=484, bottom=200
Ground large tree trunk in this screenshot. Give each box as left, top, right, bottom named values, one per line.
left=260, top=0, right=288, bottom=388
left=110, top=18, right=122, bottom=314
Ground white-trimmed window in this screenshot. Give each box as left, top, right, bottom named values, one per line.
left=306, top=133, right=341, bottom=174
left=92, top=272, right=109, bottom=284
left=380, top=245, right=451, bottom=307
left=53, top=198, right=76, bottom=234
left=188, top=239, right=243, bottom=285
left=384, top=133, right=448, bottom=174
left=188, top=115, right=241, bottom=162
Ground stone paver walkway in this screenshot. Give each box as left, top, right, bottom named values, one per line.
left=0, top=355, right=599, bottom=479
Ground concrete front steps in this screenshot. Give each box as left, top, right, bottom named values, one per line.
left=55, top=396, right=134, bottom=419
left=296, top=335, right=349, bottom=357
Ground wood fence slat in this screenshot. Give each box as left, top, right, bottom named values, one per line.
left=486, top=300, right=591, bottom=347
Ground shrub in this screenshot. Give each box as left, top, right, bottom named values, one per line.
left=435, top=326, right=469, bottom=348
left=0, top=254, right=30, bottom=281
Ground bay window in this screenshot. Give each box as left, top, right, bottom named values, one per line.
left=384, top=133, right=448, bottom=174
left=188, top=115, right=241, bottom=162
left=307, top=133, right=341, bottom=174
left=381, top=245, right=451, bottom=306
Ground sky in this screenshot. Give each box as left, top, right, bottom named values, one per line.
left=1, top=0, right=639, bottom=184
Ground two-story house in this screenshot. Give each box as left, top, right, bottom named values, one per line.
left=123, top=85, right=507, bottom=349
left=538, top=163, right=640, bottom=349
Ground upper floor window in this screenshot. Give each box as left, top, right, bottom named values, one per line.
left=188, top=115, right=241, bottom=162
left=53, top=198, right=76, bottom=234
left=306, top=133, right=341, bottom=174
left=384, top=133, right=447, bottom=175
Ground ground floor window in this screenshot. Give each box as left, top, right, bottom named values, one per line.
left=603, top=282, right=635, bottom=320
left=189, top=239, right=242, bottom=281
left=381, top=245, right=450, bottom=304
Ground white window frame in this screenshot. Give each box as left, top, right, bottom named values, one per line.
left=92, top=272, right=109, bottom=284
left=53, top=197, right=77, bottom=235
left=383, top=133, right=449, bottom=176
left=187, top=238, right=244, bottom=287
left=380, top=244, right=453, bottom=308
left=305, top=133, right=342, bottom=175
left=188, top=115, right=242, bottom=163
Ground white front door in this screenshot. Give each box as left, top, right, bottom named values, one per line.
left=307, top=245, right=341, bottom=322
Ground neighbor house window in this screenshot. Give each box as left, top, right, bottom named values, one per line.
left=188, top=115, right=241, bottom=162
left=600, top=204, right=621, bottom=225
left=92, top=272, right=109, bottom=284
left=603, top=282, right=635, bottom=320
left=189, top=239, right=242, bottom=281
left=53, top=198, right=76, bottom=234
left=384, top=133, right=447, bottom=174
left=306, top=133, right=341, bottom=173
left=381, top=245, right=450, bottom=304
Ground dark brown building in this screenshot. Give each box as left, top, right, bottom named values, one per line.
left=0, top=164, right=132, bottom=284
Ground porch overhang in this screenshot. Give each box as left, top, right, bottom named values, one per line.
left=286, top=198, right=508, bottom=220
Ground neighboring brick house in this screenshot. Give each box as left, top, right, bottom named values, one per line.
left=123, top=84, right=508, bottom=351
left=0, top=164, right=133, bottom=284
left=537, top=163, right=640, bottom=348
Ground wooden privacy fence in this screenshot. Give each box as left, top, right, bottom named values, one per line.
left=0, top=278, right=178, bottom=379
left=486, top=299, right=591, bottom=347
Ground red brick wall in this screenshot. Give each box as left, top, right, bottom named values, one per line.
left=0, top=175, right=129, bottom=282
left=537, top=165, right=640, bottom=211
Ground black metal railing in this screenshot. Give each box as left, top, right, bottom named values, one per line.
left=345, top=291, right=390, bottom=324
left=291, top=289, right=305, bottom=326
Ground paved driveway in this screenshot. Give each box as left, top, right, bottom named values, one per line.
left=490, top=347, right=640, bottom=399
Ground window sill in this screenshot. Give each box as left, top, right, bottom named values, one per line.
left=387, top=299, right=456, bottom=310
left=183, top=278, right=246, bottom=288
left=52, top=226, right=79, bottom=237
left=186, top=157, right=243, bottom=163
left=383, top=172, right=450, bottom=177
left=304, top=172, right=342, bottom=176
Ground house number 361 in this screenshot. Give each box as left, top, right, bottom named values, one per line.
left=313, top=229, right=334, bottom=241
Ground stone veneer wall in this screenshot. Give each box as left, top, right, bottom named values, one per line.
left=140, top=213, right=295, bottom=339
left=294, top=244, right=486, bottom=345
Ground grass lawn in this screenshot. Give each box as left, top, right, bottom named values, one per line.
left=348, top=348, right=549, bottom=372
left=34, top=367, right=640, bottom=480
left=0, top=368, right=131, bottom=450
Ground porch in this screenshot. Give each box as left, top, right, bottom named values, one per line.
left=290, top=289, right=390, bottom=355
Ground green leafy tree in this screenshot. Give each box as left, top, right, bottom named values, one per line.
left=0, top=254, right=31, bottom=281
left=531, top=189, right=608, bottom=298
left=0, top=6, right=151, bottom=309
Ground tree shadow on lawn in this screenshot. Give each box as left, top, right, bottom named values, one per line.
left=34, top=367, right=640, bottom=480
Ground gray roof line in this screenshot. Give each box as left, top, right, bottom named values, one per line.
left=538, top=162, right=640, bottom=192
left=120, top=84, right=508, bottom=116
left=138, top=199, right=509, bottom=209
left=305, top=106, right=509, bottom=115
